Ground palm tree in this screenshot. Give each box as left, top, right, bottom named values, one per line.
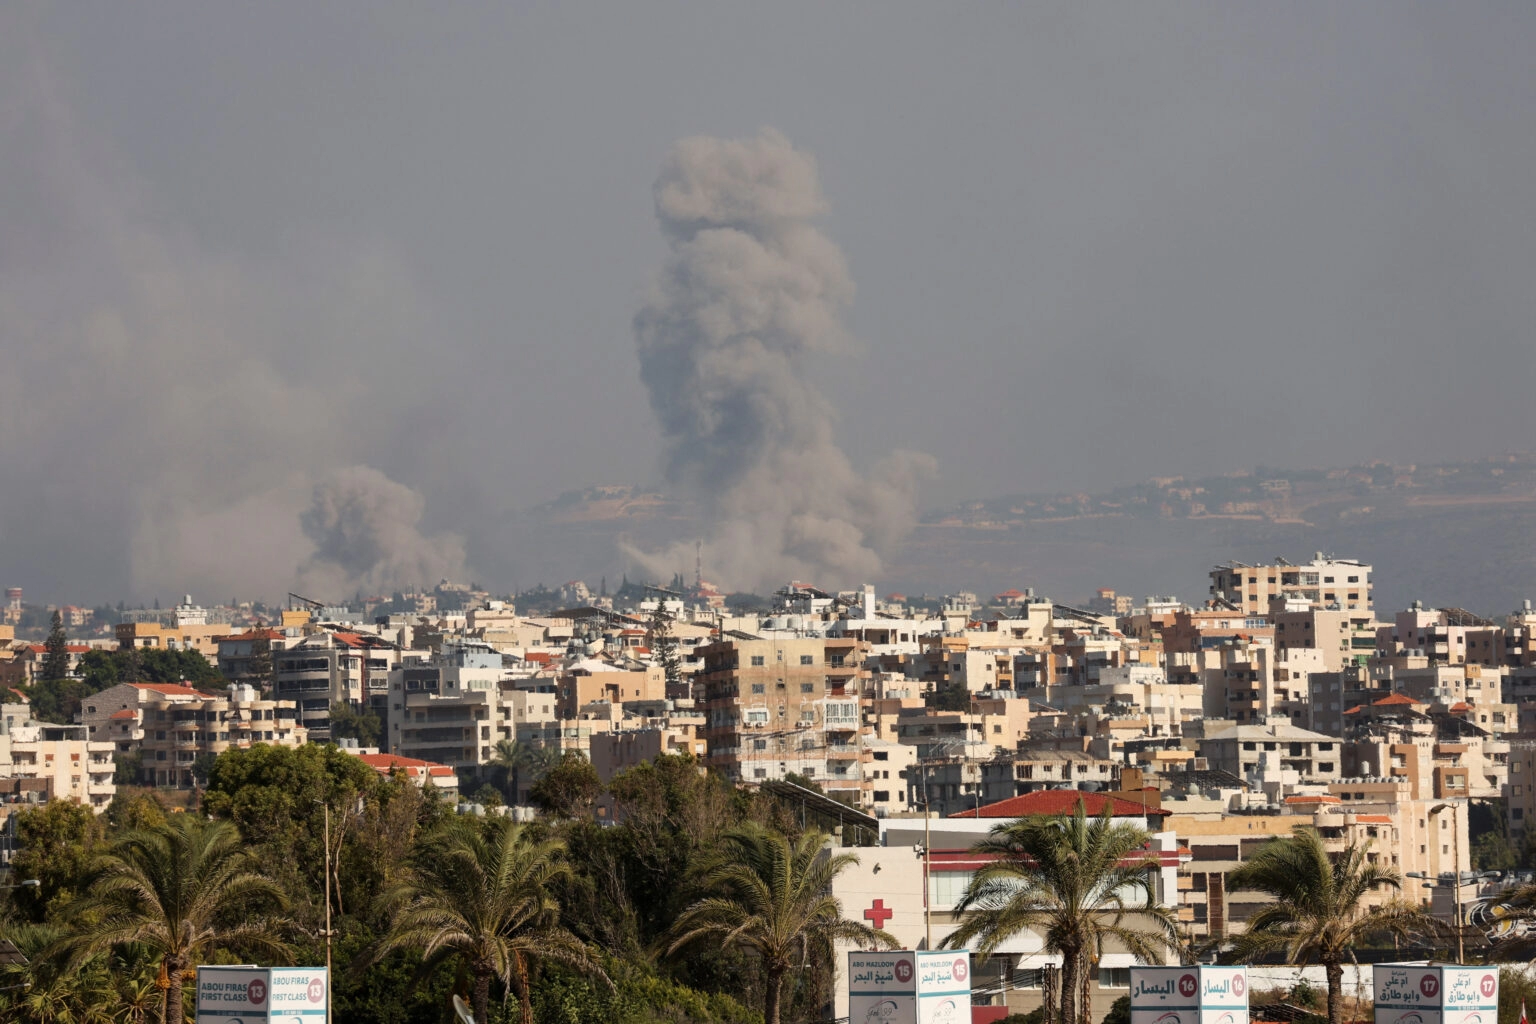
left=941, top=800, right=1178, bottom=1024
left=0, top=922, right=115, bottom=1024
left=665, top=825, right=895, bottom=1024
left=488, top=739, right=558, bottom=804
left=68, top=816, right=289, bottom=1024
left=371, top=816, right=607, bottom=1024
left=1226, top=826, right=1426, bottom=1024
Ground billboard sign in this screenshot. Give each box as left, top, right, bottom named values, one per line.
left=197, top=966, right=328, bottom=1024
left=848, top=951, right=972, bottom=1024
left=1375, top=965, right=1496, bottom=1024
left=1129, top=967, right=1249, bottom=1024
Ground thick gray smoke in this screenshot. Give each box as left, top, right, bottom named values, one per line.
left=0, top=22, right=466, bottom=604
left=631, top=130, right=934, bottom=591
left=296, top=466, right=467, bottom=597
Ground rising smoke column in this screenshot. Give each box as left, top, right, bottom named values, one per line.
left=631, top=130, right=934, bottom=591
left=296, top=466, right=468, bottom=596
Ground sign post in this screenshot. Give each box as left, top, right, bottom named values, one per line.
left=1129, top=967, right=1249, bottom=1024
left=848, top=950, right=973, bottom=1024
left=196, top=966, right=329, bottom=1023
left=1374, top=965, right=1499, bottom=1024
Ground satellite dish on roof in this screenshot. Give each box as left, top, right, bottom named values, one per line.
left=453, top=995, right=476, bottom=1024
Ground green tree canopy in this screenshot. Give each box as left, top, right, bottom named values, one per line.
left=666, top=824, right=892, bottom=1024
left=69, top=816, right=290, bottom=1024
left=8, top=799, right=107, bottom=923
left=371, top=816, right=608, bottom=1024
left=41, top=610, right=71, bottom=682
left=529, top=751, right=602, bottom=819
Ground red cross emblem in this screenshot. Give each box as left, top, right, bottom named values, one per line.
left=864, top=898, right=894, bottom=929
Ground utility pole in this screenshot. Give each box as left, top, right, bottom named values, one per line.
left=315, top=799, right=334, bottom=1022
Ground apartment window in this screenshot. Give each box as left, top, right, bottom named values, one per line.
left=800, top=655, right=814, bottom=665
left=751, top=656, right=765, bottom=667
left=801, top=683, right=814, bottom=693
left=874, top=791, right=890, bottom=802
left=754, top=768, right=767, bottom=778
left=1100, top=969, right=1131, bottom=989
left=1348, top=576, right=1359, bottom=583
left=753, top=740, right=767, bottom=751
left=751, top=683, right=765, bottom=694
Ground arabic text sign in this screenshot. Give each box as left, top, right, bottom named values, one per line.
left=849, top=952, right=918, bottom=1024
left=1374, top=967, right=1498, bottom=1011
left=849, top=951, right=971, bottom=1024
left=1130, top=966, right=1249, bottom=1024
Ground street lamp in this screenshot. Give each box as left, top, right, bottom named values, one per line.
left=1427, top=801, right=1465, bottom=964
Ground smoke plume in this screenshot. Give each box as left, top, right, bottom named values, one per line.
left=296, top=466, right=467, bottom=597
left=0, top=20, right=466, bottom=604
left=631, top=130, right=934, bottom=591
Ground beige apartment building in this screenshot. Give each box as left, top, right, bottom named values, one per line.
left=698, top=634, right=869, bottom=788
left=80, top=682, right=306, bottom=787
left=0, top=719, right=116, bottom=811
left=1208, top=554, right=1373, bottom=616
left=115, top=621, right=225, bottom=660
left=273, top=630, right=401, bottom=740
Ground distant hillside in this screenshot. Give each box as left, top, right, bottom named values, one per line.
left=498, top=457, right=1536, bottom=616
left=905, top=453, right=1536, bottom=615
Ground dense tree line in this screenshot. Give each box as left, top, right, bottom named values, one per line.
left=0, top=746, right=881, bottom=1024
left=25, top=647, right=226, bottom=724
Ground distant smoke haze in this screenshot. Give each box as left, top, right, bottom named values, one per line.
left=629, top=130, right=934, bottom=591
left=0, top=22, right=468, bottom=605
left=296, top=466, right=467, bottom=597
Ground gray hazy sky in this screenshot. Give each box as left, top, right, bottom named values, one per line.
left=3, top=4, right=1535, bottom=603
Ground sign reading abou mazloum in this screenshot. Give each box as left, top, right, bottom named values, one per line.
left=1129, top=967, right=1249, bottom=1024
left=847, top=950, right=972, bottom=1024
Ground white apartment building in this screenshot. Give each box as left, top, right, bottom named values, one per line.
left=0, top=719, right=115, bottom=811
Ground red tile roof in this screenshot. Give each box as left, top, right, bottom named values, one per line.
left=109, top=709, right=138, bottom=720
left=355, top=753, right=456, bottom=779
left=1446, top=701, right=1472, bottom=713
left=1355, top=814, right=1393, bottom=824
left=1285, top=794, right=1341, bottom=805
left=950, top=791, right=1159, bottom=819
left=1373, top=693, right=1424, bottom=706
